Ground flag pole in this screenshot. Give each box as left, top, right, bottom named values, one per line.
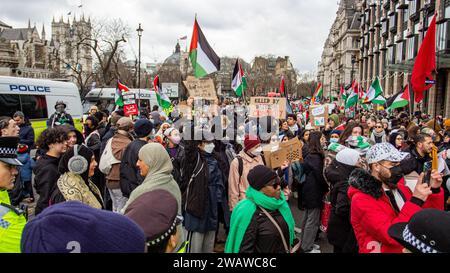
left=434, top=30, right=439, bottom=133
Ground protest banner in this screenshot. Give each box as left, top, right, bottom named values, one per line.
left=249, top=97, right=287, bottom=119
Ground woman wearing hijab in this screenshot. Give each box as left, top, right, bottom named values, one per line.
left=225, top=165, right=296, bottom=253
left=123, top=143, right=181, bottom=213
left=122, top=142, right=184, bottom=251
left=50, top=145, right=103, bottom=209
left=389, top=132, right=404, bottom=151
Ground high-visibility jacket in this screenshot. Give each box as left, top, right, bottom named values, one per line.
left=0, top=190, right=27, bottom=253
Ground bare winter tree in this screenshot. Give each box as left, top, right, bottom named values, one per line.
left=49, top=18, right=131, bottom=98
left=82, top=18, right=131, bottom=87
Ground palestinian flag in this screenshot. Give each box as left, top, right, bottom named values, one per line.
left=231, top=59, right=247, bottom=97
left=387, top=85, right=410, bottom=111
left=372, top=95, right=387, bottom=105
left=310, top=83, right=323, bottom=105
left=345, top=81, right=358, bottom=108
left=363, top=77, right=383, bottom=103
left=115, top=81, right=129, bottom=107
left=189, top=17, right=221, bottom=78
left=153, top=76, right=172, bottom=109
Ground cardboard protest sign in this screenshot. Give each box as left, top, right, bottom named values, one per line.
left=309, top=104, right=329, bottom=127
left=262, top=137, right=303, bottom=169
left=249, top=97, right=287, bottom=119
left=183, top=76, right=217, bottom=99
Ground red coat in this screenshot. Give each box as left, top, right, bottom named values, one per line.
left=348, top=169, right=444, bottom=253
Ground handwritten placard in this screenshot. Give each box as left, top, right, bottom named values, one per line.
left=249, top=97, right=287, bottom=119
left=183, top=76, right=217, bottom=99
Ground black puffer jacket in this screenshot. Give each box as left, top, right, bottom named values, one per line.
left=119, top=139, right=147, bottom=198
left=324, top=159, right=358, bottom=252
left=301, top=152, right=328, bottom=209
left=239, top=207, right=291, bottom=253
left=33, top=154, right=61, bottom=215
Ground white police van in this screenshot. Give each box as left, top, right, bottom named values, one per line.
left=83, top=88, right=158, bottom=114
left=0, top=76, right=83, bottom=139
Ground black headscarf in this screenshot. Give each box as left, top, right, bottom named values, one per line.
left=58, top=144, right=94, bottom=184
left=389, top=132, right=402, bottom=149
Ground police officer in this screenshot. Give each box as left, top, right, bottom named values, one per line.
left=0, top=137, right=27, bottom=253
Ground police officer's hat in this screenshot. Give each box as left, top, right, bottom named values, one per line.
left=0, top=137, right=22, bottom=166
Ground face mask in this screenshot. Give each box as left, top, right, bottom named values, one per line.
left=330, top=138, right=339, bottom=144
left=203, top=143, right=215, bottom=154
left=380, top=165, right=403, bottom=186
left=251, top=147, right=262, bottom=157
left=170, top=135, right=181, bottom=145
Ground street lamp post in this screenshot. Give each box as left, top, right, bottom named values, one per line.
left=137, top=23, right=143, bottom=112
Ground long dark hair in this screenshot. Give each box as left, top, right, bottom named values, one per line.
left=339, top=122, right=363, bottom=145
left=308, top=131, right=324, bottom=155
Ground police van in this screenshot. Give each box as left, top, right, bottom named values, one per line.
left=0, top=76, right=83, bottom=140
left=83, top=88, right=158, bottom=114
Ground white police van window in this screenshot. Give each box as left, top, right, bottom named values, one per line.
left=0, top=94, right=48, bottom=119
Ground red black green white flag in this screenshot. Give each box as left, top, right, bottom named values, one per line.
left=231, top=58, right=247, bottom=97
left=115, top=81, right=129, bottom=107
left=189, top=17, right=221, bottom=78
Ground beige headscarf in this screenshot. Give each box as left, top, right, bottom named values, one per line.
left=138, top=143, right=173, bottom=177
left=123, top=142, right=181, bottom=215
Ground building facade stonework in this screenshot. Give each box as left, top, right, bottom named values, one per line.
left=318, top=0, right=362, bottom=99
left=0, top=16, right=93, bottom=83
left=319, top=0, right=450, bottom=117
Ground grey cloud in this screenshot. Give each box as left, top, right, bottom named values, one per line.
left=1, top=0, right=338, bottom=71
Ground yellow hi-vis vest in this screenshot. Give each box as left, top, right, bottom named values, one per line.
left=0, top=190, right=27, bottom=253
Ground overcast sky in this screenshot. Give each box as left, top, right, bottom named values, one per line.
left=0, top=0, right=338, bottom=73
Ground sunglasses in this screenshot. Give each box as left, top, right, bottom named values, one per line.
left=376, top=126, right=383, bottom=128
left=267, top=178, right=281, bottom=189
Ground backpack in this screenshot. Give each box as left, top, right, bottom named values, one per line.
left=99, top=138, right=121, bottom=175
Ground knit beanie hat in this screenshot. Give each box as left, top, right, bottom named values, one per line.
left=244, top=135, right=261, bottom=152
left=21, top=201, right=146, bottom=253
left=336, top=148, right=361, bottom=167
left=125, top=190, right=180, bottom=245
left=247, top=165, right=278, bottom=191
left=329, top=114, right=340, bottom=126
left=134, top=119, right=154, bottom=138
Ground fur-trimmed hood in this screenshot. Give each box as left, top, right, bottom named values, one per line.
left=348, top=168, right=383, bottom=199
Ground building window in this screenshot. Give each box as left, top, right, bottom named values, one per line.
left=406, top=35, right=419, bottom=60
left=382, top=20, right=389, bottom=35
left=445, top=4, right=450, bottom=19
left=396, top=41, right=404, bottom=63
left=390, top=12, right=398, bottom=32
left=408, top=0, right=419, bottom=17
left=387, top=46, right=396, bottom=64
left=437, top=21, right=450, bottom=52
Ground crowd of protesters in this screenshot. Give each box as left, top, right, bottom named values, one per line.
left=0, top=98, right=449, bottom=254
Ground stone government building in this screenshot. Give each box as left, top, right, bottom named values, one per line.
left=0, top=16, right=92, bottom=82
left=318, top=0, right=450, bottom=117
